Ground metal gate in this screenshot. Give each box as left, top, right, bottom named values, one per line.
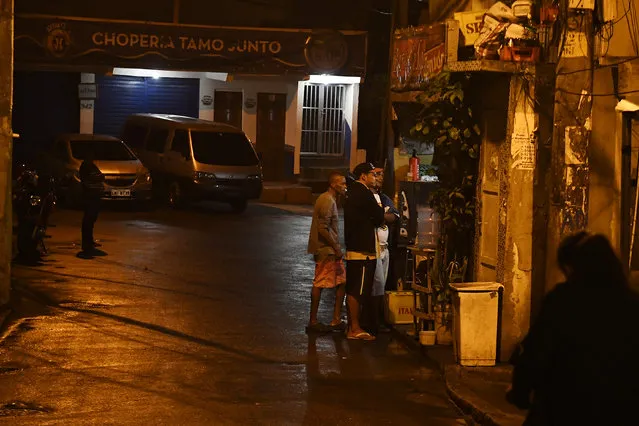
left=301, top=83, right=346, bottom=156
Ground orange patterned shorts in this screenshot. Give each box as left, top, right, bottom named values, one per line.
left=313, top=255, right=347, bottom=289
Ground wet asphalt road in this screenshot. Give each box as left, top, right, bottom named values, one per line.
left=1, top=202, right=466, bottom=425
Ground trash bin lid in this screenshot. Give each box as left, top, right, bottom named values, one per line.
left=450, top=282, right=504, bottom=292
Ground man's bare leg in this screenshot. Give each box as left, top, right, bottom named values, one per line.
left=331, top=284, right=346, bottom=326
left=346, top=294, right=366, bottom=335
left=309, top=287, right=322, bottom=325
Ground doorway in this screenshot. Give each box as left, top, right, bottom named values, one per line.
left=256, top=93, right=287, bottom=181
left=214, top=90, right=243, bottom=129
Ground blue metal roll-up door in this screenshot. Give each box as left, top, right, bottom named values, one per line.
left=94, top=76, right=200, bottom=137
left=145, top=78, right=200, bottom=116
left=94, top=76, right=145, bottom=137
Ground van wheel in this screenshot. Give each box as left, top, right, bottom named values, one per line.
left=229, top=198, right=248, bottom=213
left=167, top=182, right=184, bottom=209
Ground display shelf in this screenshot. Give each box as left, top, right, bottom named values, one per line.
left=445, top=59, right=537, bottom=74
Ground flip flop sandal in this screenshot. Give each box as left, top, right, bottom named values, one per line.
left=347, top=331, right=376, bottom=341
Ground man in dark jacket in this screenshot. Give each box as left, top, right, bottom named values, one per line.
left=344, top=162, right=385, bottom=340
left=79, top=150, right=105, bottom=257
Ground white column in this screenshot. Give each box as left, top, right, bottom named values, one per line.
left=287, top=83, right=302, bottom=175
left=79, top=73, right=95, bottom=134
left=345, top=83, right=361, bottom=170
left=242, top=86, right=258, bottom=143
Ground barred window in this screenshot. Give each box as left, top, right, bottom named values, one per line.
left=301, top=83, right=346, bottom=156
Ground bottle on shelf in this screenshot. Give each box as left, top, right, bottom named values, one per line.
left=409, top=149, right=420, bottom=182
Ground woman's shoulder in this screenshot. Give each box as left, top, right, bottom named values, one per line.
left=542, top=281, right=579, bottom=306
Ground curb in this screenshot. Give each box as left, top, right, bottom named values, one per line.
left=390, top=326, right=514, bottom=426
left=0, top=305, right=12, bottom=336
left=445, top=364, right=502, bottom=426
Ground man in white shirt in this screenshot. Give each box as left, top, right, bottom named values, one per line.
left=365, top=162, right=399, bottom=334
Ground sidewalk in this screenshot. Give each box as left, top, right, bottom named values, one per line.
left=391, top=325, right=526, bottom=426
left=259, top=181, right=314, bottom=205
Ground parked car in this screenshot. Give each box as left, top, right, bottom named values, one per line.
left=121, top=114, right=263, bottom=212
left=40, top=134, right=153, bottom=206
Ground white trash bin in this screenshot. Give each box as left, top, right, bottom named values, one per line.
left=450, top=282, right=504, bottom=367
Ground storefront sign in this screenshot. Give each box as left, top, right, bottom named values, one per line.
left=78, top=83, right=97, bottom=99
left=304, top=30, right=349, bottom=73
left=15, top=16, right=367, bottom=76
left=80, top=100, right=94, bottom=110
left=201, top=95, right=213, bottom=106
left=391, top=24, right=446, bottom=91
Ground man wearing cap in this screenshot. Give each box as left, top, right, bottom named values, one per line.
left=344, top=162, right=385, bottom=340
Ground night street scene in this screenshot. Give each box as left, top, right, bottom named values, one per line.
left=1, top=1, right=639, bottom=425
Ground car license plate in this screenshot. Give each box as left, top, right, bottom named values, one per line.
left=111, top=189, right=131, bottom=198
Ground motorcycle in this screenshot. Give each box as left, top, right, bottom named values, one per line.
left=13, top=164, right=57, bottom=263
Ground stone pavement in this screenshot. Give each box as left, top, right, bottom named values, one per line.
left=0, top=205, right=470, bottom=425
left=1, top=260, right=524, bottom=425
left=391, top=325, right=527, bottom=426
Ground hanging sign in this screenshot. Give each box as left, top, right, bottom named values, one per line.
left=15, top=16, right=367, bottom=76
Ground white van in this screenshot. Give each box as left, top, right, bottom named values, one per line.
left=121, top=114, right=263, bottom=212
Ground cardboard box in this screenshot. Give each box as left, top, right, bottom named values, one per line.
left=385, top=291, right=414, bottom=324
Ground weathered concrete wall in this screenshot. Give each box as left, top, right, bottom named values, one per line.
left=498, top=77, right=536, bottom=361
left=472, top=72, right=539, bottom=360
left=531, top=66, right=555, bottom=321
left=589, top=68, right=622, bottom=250
left=0, top=0, right=13, bottom=305
left=473, top=73, right=510, bottom=283
left=605, top=0, right=639, bottom=58
left=546, top=19, right=594, bottom=291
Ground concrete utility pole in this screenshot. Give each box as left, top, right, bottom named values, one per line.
left=0, top=0, right=13, bottom=305
left=546, top=5, right=595, bottom=290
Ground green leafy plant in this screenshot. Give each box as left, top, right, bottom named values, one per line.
left=411, top=72, right=480, bottom=308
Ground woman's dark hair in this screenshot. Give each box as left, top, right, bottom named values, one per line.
left=557, top=232, right=628, bottom=289
left=557, top=231, right=589, bottom=275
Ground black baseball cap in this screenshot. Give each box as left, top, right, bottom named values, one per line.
left=352, top=162, right=375, bottom=179
left=372, top=160, right=386, bottom=171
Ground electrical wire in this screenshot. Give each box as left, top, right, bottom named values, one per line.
left=553, top=0, right=572, bottom=73
left=554, top=10, right=639, bottom=76
left=557, top=56, right=639, bottom=76
left=613, top=0, right=634, bottom=24
left=622, top=0, right=639, bottom=54
left=558, top=88, right=639, bottom=96
left=632, top=1, right=639, bottom=54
